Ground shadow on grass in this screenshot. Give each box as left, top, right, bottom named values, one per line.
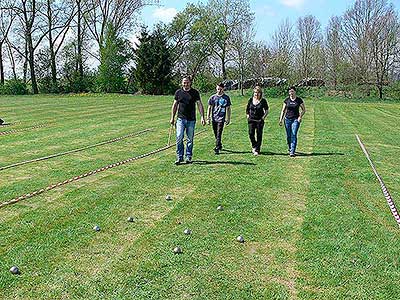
left=259, top=151, right=345, bottom=156
left=220, top=149, right=250, bottom=154
left=192, top=160, right=256, bottom=166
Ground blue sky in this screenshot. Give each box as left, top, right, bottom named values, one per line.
left=140, top=0, right=400, bottom=42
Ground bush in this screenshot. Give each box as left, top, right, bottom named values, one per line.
left=0, top=79, right=29, bottom=95
left=193, top=74, right=219, bottom=93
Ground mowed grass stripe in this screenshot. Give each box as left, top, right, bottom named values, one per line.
left=0, top=129, right=152, bottom=171
left=297, top=101, right=400, bottom=300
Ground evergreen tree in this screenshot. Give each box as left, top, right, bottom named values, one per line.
left=134, top=26, right=173, bottom=95
left=97, top=23, right=132, bottom=93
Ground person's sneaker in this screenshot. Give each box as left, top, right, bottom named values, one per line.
left=289, top=153, right=295, bottom=157
left=252, top=148, right=257, bottom=155
left=175, top=158, right=183, bottom=165
left=185, top=157, right=193, bottom=164
left=253, top=151, right=259, bottom=156
left=214, top=148, right=220, bottom=155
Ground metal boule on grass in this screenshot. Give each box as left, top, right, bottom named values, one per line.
left=127, top=216, right=135, bottom=222
left=173, top=246, right=182, bottom=254
left=217, top=205, right=224, bottom=211
left=165, top=194, right=172, bottom=201
left=236, top=235, right=245, bottom=243
left=10, top=266, right=20, bottom=275
left=93, top=225, right=101, bottom=232
left=183, top=228, right=192, bottom=235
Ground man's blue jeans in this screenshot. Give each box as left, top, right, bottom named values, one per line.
left=176, top=118, right=196, bottom=160
left=285, top=117, right=300, bottom=155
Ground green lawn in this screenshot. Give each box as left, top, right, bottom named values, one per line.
left=0, top=93, right=399, bottom=299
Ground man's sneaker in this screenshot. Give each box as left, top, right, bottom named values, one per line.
left=289, top=153, right=295, bottom=157
left=214, top=148, right=220, bottom=155
left=175, top=158, right=183, bottom=165
left=252, top=148, right=257, bottom=155
left=253, top=151, right=259, bottom=156
left=185, top=157, right=193, bottom=164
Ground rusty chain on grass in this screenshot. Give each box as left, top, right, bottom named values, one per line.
left=0, top=123, right=50, bottom=136
left=0, top=130, right=206, bottom=208
left=0, top=128, right=152, bottom=171
left=356, top=134, right=400, bottom=228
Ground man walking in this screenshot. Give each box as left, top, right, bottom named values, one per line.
left=170, top=77, right=206, bottom=165
left=207, top=82, right=231, bottom=154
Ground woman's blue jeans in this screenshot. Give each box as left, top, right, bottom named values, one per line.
left=285, top=117, right=300, bottom=155
left=176, top=118, right=196, bottom=160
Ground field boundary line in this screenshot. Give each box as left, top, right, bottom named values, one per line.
left=0, top=130, right=206, bottom=208
left=0, top=123, right=51, bottom=136
left=356, top=134, right=400, bottom=228
left=0, top=128, right=152, bottom=171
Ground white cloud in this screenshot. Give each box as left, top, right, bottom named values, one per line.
left=280, top=0, right=305, bottom=8
left=261, top=5, right=277, bottom=17
left=152, top=7, right=178, bottom=24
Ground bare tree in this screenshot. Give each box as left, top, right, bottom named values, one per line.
left=231, top=19, right=255, bottom=95
left=269, top=18, right=296, bottom=80
left=370, top=3, right=400, bottom=98
left=84, top=0, right=159, bottom=48
left=325, top=16, right=343, bottom=89
left=39, top=0, right=76, bottom=87
left=297, top=15, right=323, bottom=79
left=10, top=0, right=48, bottom=94
left=0, top=2, right=16, bottom=84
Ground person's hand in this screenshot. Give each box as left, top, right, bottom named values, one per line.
left=246, top=115, right=249, bottom=120
left=225, top=119, right=230, bottom=125
left=279, top=120, right=282, bottom=126
left=201, top=117, right=206, bottom=126
left=207, top=118, right=211, bottom=125
left=170, top=118, right=175, bottom=126
left=297, top=117, right=302, bottom=123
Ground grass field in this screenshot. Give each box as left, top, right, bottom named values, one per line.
left=0, top=93, right=399, bottom=299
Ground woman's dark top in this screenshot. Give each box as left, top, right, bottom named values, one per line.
left=246, top=98, right=269, bottom=121
left=284, top=97, right=304, bottom=119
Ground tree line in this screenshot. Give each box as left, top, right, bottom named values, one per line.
left=0, top=0, right=399, bottom=98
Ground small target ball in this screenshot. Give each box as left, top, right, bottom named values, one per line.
left=173, top=247, right=182, bottom=254
left=165, top=194, right=172, bottom=201
left=10, top=266, right=20, bottom=275
left=93, top=225, right=101, bottom=232
left=183, top=228, right=192, bottom=235
left=217, top=205, right=224, bottom=211
left=236, top=235, right=245, bottom=243
left=127, top=216, right=135, bottom=222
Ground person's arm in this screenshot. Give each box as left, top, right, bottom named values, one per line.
left=206, top=105, right=212, bottom=125
left=279, top=103, right=287, bottom=126
left=298, top=102, right=306, bottom=122
left=246, top=101, right=250, bottom=120
left=196, top=100, right=206, bottom=126
left=170, top=100, right=178, bottom=125
left=225, top=106, right=231, bottom=125
left=262, top=100, right=269, bottom=120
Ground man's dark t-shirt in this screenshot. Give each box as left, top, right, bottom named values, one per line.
left=284, top=97, right=304, bottom=119
left=246, top=98, right=269, bottom=121
left=175, top=88, right=201, bottom=121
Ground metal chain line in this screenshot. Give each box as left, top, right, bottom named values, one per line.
left=0, top=130, right=206, bottom=208
left=356, top=134, right=400, bottom=228
left=0, top=128, right=152, bottom=171
left=0, top=123, right=50, bottom=136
